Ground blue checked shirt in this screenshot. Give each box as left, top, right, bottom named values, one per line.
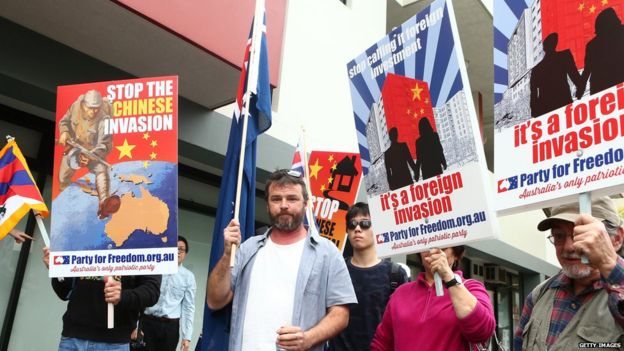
left=514, top=256, right=624, bottom=350
left=144, top=265, right=197, bottom=341
left=228, top=228, right=357, bottom=351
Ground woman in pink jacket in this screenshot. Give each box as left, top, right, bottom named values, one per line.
left=371, top=246, right=495, bottom=351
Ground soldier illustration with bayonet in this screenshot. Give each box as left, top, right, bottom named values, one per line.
left=58, top=90, right=120, bottom=219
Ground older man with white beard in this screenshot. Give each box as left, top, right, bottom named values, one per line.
left=514, top=196, right=624, bottom=351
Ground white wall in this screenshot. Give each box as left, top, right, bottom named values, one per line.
left=498, top=209, right=559, bottom=267
left=219, top=0, right=386, bottom=154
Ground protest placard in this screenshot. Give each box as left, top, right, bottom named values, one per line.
left=494, top=0, right=624, bottom=214
left=347, top=0, right=497, bottom=257
left=49, top=76, right=178, bottom=277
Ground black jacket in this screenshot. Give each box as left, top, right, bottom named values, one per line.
left=52, top=275, right=161, bottom=343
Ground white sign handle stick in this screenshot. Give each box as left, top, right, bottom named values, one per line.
left=430, top=248, right=443, bottom=297
left=34, top=214, right=50, bottom=247
left=579, top=192, right=591, bottom=264
left=106, top=276, right=114, bottom=329
left=434, top=272, right=444, bottom=297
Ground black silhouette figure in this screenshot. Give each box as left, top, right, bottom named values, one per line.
left=530, top=33, right=583, bottom=118
left=415, top=117, right=446, bottom=180
left=0, top=204, right=5, bottom=219
left=577, top=8, right=624, bottom=98
left=384, top=127, right=417, bottom=190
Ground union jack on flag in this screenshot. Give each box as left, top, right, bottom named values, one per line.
left=0, top=138, right=48, bottom=240
left=232, top=10, right=271, bottom=135
left=291, top=134, right=305, bottom=175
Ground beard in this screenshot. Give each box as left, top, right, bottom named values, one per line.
left=270, top=208, right=304, bottom=232
left=560, top=252, right=593, bottom=279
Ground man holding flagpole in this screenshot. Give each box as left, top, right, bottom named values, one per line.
left=207, top=169, right=356, bottom=351
left=197, top=1, right=274, bottom=350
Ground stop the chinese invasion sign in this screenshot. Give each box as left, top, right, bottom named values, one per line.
left=49, top=76, right=178, bottom=278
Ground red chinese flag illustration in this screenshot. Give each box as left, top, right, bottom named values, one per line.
left=540, top=0, right=624, bottom=68
left=307, top=151, right=362, bottom=252
left=381, top=73, right=436, bottom=160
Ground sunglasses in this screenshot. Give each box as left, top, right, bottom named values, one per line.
left=276, top=169, right=303, bottom=178
left=347, top=219, right=372, bottom=230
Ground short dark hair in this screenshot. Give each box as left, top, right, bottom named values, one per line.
left=178, top=235, right=189, bottom=253
left=346, top=202, right=370, bottom=223
left=264, top=169, right=308, bottom=202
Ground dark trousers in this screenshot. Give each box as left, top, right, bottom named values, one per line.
left=142, top=316, right=180, bottom=351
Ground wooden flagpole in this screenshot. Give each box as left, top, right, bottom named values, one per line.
left=300, top=127, right=316, bottom=227
left=230, top=0, right=265, bottom=267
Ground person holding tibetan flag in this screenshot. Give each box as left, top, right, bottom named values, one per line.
left=0, top=137, right=48, bottom=242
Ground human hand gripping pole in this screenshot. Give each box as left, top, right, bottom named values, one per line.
left=36, top=212, right=117, bottom=326
left=426, top=248, right=448, bottom=297
left=103, top=276, right=122, bottom=328
left=225, top=220, right=242, bottom=268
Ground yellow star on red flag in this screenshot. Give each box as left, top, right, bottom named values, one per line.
left=309, top=159, right=323, bottom=179
left=150, top=140, right=158, bottom=148
left=411, top=83, right=423, bottom=101
left=116, top=139, right=136, bottom=159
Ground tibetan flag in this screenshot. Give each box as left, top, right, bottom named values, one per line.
left=198, top=0, right=272, bottom=350
left=0, top=139, right=48, bottom=239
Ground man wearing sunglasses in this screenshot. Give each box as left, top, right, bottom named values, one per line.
left=514, top=196, right=624, bottom=350
left=207, top=169, right=356, bottom=351
left=329, top=202, right=408, bottom=351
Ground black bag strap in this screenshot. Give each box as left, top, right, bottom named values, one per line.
left=389, top=262, right=401, bottom=293
left=346, top=257, right=403, bottom=293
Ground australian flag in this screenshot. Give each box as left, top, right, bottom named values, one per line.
left=197, top=1, right=272, bottom=350
left=0, top=138, right=48, bottom=240
left=497, top=175, right=518, bottom=193
left=54, top=255, right=70, bottom=265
